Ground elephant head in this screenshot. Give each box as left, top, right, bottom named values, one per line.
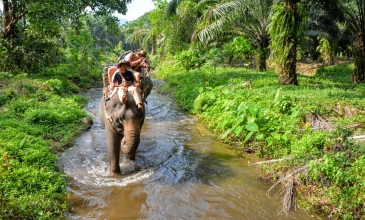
left=98, top=77, right=153, bottom=175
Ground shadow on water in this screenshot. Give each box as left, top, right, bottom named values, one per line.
left=58, top=80, right=324, bottom=220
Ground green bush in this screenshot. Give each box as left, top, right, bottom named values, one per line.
left=0, top=88, right=19, bottom=106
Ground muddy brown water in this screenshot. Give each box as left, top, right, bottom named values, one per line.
left=58, top=83, right=323, bottom=219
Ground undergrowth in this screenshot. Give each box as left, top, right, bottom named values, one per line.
left=0, top=71, right=90, bottom=219
left=156, top=60, right=365, bottom=219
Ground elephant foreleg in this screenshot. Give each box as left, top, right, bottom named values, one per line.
left=105, top=131, right=122, bottom=174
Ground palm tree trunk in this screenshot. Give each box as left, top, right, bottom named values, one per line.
left=258, top=45, right=267, bottom=71
left=350, top=0, right=365, bottom=83
left=257, top=36, right=269, bottom=72
left=352, top=33, right=365, bottom=83
left=279, top=0, right=300, bottom=85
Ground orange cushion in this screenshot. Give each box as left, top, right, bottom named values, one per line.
left=108, top=67, right=118, bottom=85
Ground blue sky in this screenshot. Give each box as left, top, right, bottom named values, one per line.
left=115, top=0, right=156, bottom=21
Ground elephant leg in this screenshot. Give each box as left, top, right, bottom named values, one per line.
left=105, top=130, right=122, bottom=174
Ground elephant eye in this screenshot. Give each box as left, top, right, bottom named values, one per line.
left=113, top=104, right=117, bottom=108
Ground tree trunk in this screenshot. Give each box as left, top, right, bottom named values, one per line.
left=352, top=32, right=365, bottom=83
left=310, top=37, right=320, bottom=61
left=258, top=46, right=267, bottom=72
left=257, top=36, right=269, bottom=72
left=279, top=0, right=300, bottom=85
left=2, top=0, right=24, bottom=47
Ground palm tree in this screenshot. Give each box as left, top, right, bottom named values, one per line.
left=344, top=0, right=365, bottom=83
left=270, top=0, right=365, bottom=85
left=194, top=0, right=274, bottom=71
left=86, top=15, right=123, bottom=50
left=123, top=13, right=160, bottom=55
left=306, top=3, right=344, bottom=63
left=268, top=0, right=303, bottom=85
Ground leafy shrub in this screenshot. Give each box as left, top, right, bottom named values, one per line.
left=0, top=118, right=43, bottom=137
left=25, top=109, right=60, bottom=125
left=291, top=131, right=327, bottom=156
left=0, top=39, right=64, bottom=74
left=45, top=79, right=64, bottom=95
left=222, top=36, right=252, bottom=66
left=61, top=78, right=80, bottom=93
left=176, top=47, right=204, bottom=70
left=0, top=72, right=13, bottom=81
left=0, top=128, right=67, bottom=219
left=0, top=88, right=19, bottom=106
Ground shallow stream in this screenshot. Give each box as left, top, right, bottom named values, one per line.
left=58, top=84, right=322, bottom=219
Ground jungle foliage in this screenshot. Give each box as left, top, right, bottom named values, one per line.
left=0, top=0, right=132, bottom=218
left=138, top=1, right=365, bottom=217
left=0, top=18, right=104, bottom=217
left=1, top=0, right=365, bottom=219
left=0, top=0, right=130, bottom=74
left=141, top=0, right=364, bottom=84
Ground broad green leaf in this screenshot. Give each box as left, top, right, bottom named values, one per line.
left=220, top=128, right=233, bottom=139
left=198, top=87, right=204, bottom=93
left=248, top=105, right=260, bottom=117
left=222, top=88, right=230, bottom=94
left=256, top=133, right=264, bottom=140
left=271, top=132, right=281, bottom=140
left=232, top=117, right=244, bottom=128
left=267, top=139, right=273, bottom=147
left=216, top=119, right=228, bottom=129
left=282, top=134, right=288, bottom=141
left=244, top=131, right=254, bottom=143
left=234, top=126, right=244, bottom=136
left=247, top=117, right=256, bottom=123
left=245, top=122, right=258, bottom=132
left=290, top=109, right=300, bottom=118
left=261, top=107, right=270, bottom=114
left=237, top=105, right=248, bottom=114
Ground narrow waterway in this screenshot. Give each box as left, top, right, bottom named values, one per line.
left=58, top=83, right=322, bottom=219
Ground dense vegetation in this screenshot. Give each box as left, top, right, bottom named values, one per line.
left=0, top=74, right=89, bottom=218
left=0, top=0, right=129, bottom=219
left=1, top=0, right=365, bottom=219
left=156, top=59, right=365, bottom=219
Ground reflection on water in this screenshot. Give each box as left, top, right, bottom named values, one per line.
left=58, top=83, right=322, bottom=219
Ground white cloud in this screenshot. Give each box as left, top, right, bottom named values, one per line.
left=115, top=0, right=156, bottom=21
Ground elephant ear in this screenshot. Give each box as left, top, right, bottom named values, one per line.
left=102, top=102, right=113, bottom=122
left=103, top=95, right=120, bottom=118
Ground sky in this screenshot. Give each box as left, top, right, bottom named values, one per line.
left=115, top=0, right=156, bottom=21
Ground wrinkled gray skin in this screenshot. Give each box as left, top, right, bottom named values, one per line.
left=99, top=77, right=153, bottom=175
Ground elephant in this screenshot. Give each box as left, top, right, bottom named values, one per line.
left=99, top=76, right=153, bottom=175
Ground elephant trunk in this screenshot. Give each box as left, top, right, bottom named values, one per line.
left=122, top=120, right=141, bottom=160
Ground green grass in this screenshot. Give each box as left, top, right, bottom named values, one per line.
left=156, top=60, right=365, bottom=219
